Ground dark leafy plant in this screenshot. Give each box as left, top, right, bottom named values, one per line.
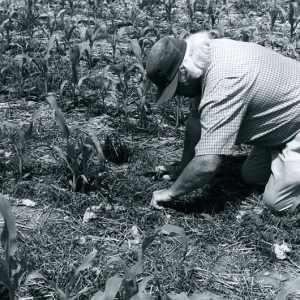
left=47, top=94, right=105, bottom=191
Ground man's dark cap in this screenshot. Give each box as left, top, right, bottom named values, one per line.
left=146, top=36, right=187, bottom=105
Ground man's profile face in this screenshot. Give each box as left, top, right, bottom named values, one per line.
left=176, top=66, right=202, bottom=98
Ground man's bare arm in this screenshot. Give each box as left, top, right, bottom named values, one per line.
left=151, top=154, right=222, bottom=209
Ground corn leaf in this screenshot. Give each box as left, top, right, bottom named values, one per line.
left=86, top=128, right=106, bottom=162
left=53, top=145, right=74, bottom=175
left=55, top=284, right=68, bottom=300
left=0, top=194, right=17, bottom=261
left=46, top=94, right=69, bottom=139
left=91, top=275, right=123, bottom=300
left=131, top=39, right=143, bottom=65
left=274, top=278, right=300, bottom=300
left=124, top=277, right=138, bottom=300
left=107, top=257, right=131, bottom=279
left=78, top=41, right=92, bottom=59
left=74, top=248, right=97, bottom=277
left=78, top=75, right=89, bottom=89
left=60, top=80, right=70, bottom=99
left=138, top=276, right=153, bottom=293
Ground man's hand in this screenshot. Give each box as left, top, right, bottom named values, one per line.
left=151, top=188, right=175, bottom=210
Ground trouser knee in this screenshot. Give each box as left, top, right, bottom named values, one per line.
left=263, top=187, right=294, bottom=213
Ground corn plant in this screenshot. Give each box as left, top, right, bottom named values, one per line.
left=0, top=194, right=26, bottom=300
left=131, top=39, right=150, bottom=128
left=63, top=19, right=76, bottom=48
left=112, top=63, right=135, bottom=123
left=47, top=94, right=105, bottom=192
left=66, top=41, right=92, bottom=103
left=26, top=249, right=99, bottom=300
left=98, top=65, right=117, bottom=109
left=108, top=224, right=188, bottom=300
left=18, top=0, right=39, bottom=39
left=111, top=27, right=126, bottom=63
left=163, top=0, right=175, bottom=24
left=32, top=35, right=56, bottom=94
left=0, top=107, right=42, bottom=179
left=207, top=0, right=216, bottom=28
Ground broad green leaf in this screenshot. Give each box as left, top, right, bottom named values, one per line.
left=117, top=27, right=126, bottom=40
left=74, top=248, right=97, bottom=277
left=0, top=194, right=17, bottom=261
left=78, top=75, right=89, bottom=89
left=131, top=39, right=143, bottom=65
left=53, top=146, right=74, bottom=174
left=79, top=26, right=88, bottom=42
left=86, top=128, right=105, bottom=162
left=55, top=284, right=68, bottom=300
left=91, top=275, right=123, bottom=300
left=159, top=225, right=188, bottom=259
left=274, top=278, right=300, bottom=300
left=107, top=257, right=131, bottom=279
left=60, top=80, right=70, bottom=99
left=46, top=94, right=69, bottom=139
left=78, top=41, right=92, bottom=59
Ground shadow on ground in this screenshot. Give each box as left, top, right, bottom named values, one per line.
left=162, top=155, right=259, bottom=214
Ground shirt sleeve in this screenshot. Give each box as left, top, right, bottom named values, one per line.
left=195, top=76, right=250, bottom=156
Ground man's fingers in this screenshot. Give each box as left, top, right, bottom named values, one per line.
left=151, top=198, right=164, bottom=210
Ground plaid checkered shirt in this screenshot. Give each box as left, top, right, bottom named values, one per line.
left=195, top=38, right=300, bottom=156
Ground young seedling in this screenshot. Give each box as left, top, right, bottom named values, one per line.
left=111, top=27, right=126, bottom=63
left=32, top=35, right=56, bottom=95
left=131, top=39, right=150, bottom=127
left=26, top=249, right=99, bottom=300
left=112, top=63, right=135, bottom=124
left=108, top=225, right=188, bottom=300
left=47, top=94, right=105, bottom=191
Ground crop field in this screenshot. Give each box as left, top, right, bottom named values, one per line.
left=1, top=0, right=300, bottom=299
